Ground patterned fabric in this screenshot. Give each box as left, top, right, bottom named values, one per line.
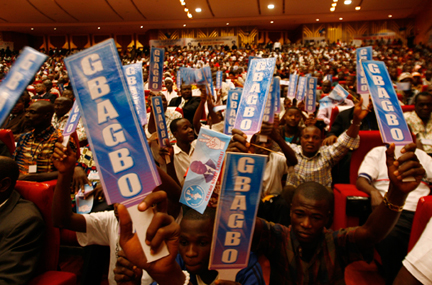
left=404, top=111, right=432, bottom=154
left=254, top=219, right=373, bottom=285
left=52, top=110, right=87, bottom=143
left=14, top=125, right=76, bottom=174
left=286, top=132, right=360, bottom=188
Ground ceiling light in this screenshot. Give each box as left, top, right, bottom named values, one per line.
left=187, top=12, right=192, bottom=18
left=330, top=7, right=335, bottom=11
left=268, top=4, right=275, bottom=9
left=344, top=0, right=352, bottom=4
left=98, top=27, right=100, bottom=29
left=195, top=8, right=201, bottom=12
left=270, top=21, right=274, bottom=23
left=226, top=23, right=229, bottom=25
left=184, top=8, right=188, bottom=12
left=332, top=3, right=337, bottom=6
left=180, top=1, right=185, bottom=5
left=54, top=28, right=56, bottom=30
left=140, top=26, right=143, bottom=28
left=316, top=19, right=319, bottom=21
left=355, top=6, right=361, bottom=10
left=183, top=24, right=186, bottom=27
left=31, top=28, right=34, bottom=30
left=333, top=0, right=338, bottom=2
left=339, top=17, right=343, bottom=20
left=388, top=14, right=393, bottom=17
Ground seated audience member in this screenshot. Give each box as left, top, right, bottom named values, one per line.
left=62, top=89, right=75, bottom=101
left=0, top=156, right=44, bottom=284
left=32, top=82, right=56, bottom=103
left=192, top=87, right=224, bottom=135
left=51, top=140, right=182, bottom=285
left=278, top=106, right=303, bottom=144
left=394, top=217, right=432, bottom=285
left=356, top=144, right=432, bottom=284
left=43, top=79, right=60, bottom=98
left=168, top=84, right=201, bottom=125
left=397, top=72, right=418, bottom=105
left=14, top=100, right=74, bottom=181
left=51, top=97, right=73, bottom=130
left=117, top=142, right=425, bottom=285
left=162, top=77, right=178, bottom=103
left=160, top=118, right=196, bottom=186
left=318, top=80, right=332, bottom=98
left=316, top=95, right=354, bottom=126
left=404, top=92, right=432, bottom=155
left=115, top=207, right=265, bottom=285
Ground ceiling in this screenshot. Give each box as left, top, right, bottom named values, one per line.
left=0, top=0, right=427, bottom=35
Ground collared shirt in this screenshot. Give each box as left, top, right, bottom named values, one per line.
left=51, top=110, right=87, bottom=143
left=286, top=132, right=360, bottom=188
left=14, top=125, right=75, bottom=175
left=173, top=140, right=196, bottom=185
left=404, top=111, right=432, bottom=153
left=254, top=219, right=373, bottom=285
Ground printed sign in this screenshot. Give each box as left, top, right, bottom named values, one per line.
left=361, top=60, right=413, bottom=145
left=329, top=84, right=349, bottom=102
left=247, top=56, right=259, bottom=71
left=224, top=88, right=242, bottom=135
left=356, top=46, right=372, bottom=95
left=64, top=38, right=161, bottom=207
left=233, top=58, right=276, bottom=135
left=216, top=71, right=223, bottom=89
left=62, top=101, right=81, bottom=146
left=151, top=96, right=169, bottom=147
left=305, top=77, right=317, bottom=113
left=324, top=74, right=333, bottom=83
left=123, top=63, right=147, bottom=126
left=179, top=67, right=196, bottom=85
left=149, top=47, right=165, bottom=91
left=209, top=152, right=267, bottom=270
left=296, top=76, right=307, bottom=101
left=177, top=69, right=182, bottom=88
left=273, top=77, right=281, bottom=113
left=0, top=47, right=47, bottom=125
left=263, top=78, right=277, bottom=123
left=180, top=128, right=231, bottom=214
left=287, top=73, right=298, bottom=99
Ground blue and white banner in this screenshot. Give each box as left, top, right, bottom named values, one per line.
left=195, top=68, right=206, bottom=84
left=149, top=47, right=165, bottom=91
left=177, top=70, right=182, bottom=88
left=151, top=96, right=169, bottom=147
left=305, top=77, right=317, bottom=113
left=0, top=47, right=47, bottom=125
left=324, top=74, right=333, bottom=83
left=123, top=63, right=147, bottom=126
left=273, top=77, right=281, bottom=114
left=209, top=152, right=267, bottom=270
left=356, top=46, right=372, bottom=95
left=329, top=84, right=349, bottom=102
left=216, top=71, right=223, bottom=89
left=233, top=58, right=276, bottom=135
left=202, top=66, right=215, bottom=98
left=224, top=88, right=242, bottom=135
left=287, top=73, right=298, bottom=99
left=318, top=96, right=334, bottom=110
left=62, top=100, right=81, bottom=146
left=64, top=39, right=161, bottom=207
left=179, top=67, right=196, bottom=85
left=296, top=76, right=307, bottom=101
left=361, top=60, right=413, bottom=145
left=263, top=78, right=278, bottom=123
left=247, top=56, right=259, bottom=71
left=180, top=128, right=231, bottom=214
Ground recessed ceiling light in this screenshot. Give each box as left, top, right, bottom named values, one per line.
left=31, top=28, right=34, bottom=30
left=344, top=0, right=352, bottom=4
left=333, top=0, right=338, bottom=2
left=355, top=6, right=361, bottom=10
left=184, top=8, right=188, bottom=12
left=187, top=12, right=192, bottom=18
left=330, top=7, right=335, bottom=11
left=54, top=28, right=56, bottom=30
left=388, top=14, right=393, bottom=17
left=226, top=23, right=229, bottom=25
left=268, top=4, right=275, bottom=9
left=339, top=17, right=343, bottom=20
left=98, top=27, right=100, bottom=29
left=183, top=24, right=186, bottom=27
left=140, top=26, right=143, bottom=28
left=332, top=3, right=337, bottom=6
left=270, top=21, right=274, bottom=23
left=195, top=8, right=201, bottom=12
left=316, top=19, right=319, bottom=21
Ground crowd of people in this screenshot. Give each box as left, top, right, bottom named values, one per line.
left=1, top=39, right=432, bottom=285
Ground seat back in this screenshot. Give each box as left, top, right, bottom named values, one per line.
left=15, top=181, right=60, bottom=274
left=328, top=107, right=339, bottom=130
left=408, top=196, right=432, bottom=252
left=401, top=105, right=415, bottom=113
left=349, top=131, right=385, bottom=184
left=0, top=129, right=15, bottom=155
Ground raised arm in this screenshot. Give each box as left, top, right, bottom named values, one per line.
left=193, top=88, right=207, bottom=134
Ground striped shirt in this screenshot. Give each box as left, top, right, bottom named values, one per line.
left=286, top=132, right=360, bottom=188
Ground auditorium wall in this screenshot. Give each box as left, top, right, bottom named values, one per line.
left=414, top=0, right=432, bottom=46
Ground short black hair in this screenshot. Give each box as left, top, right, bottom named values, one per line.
left=183, top=207, right=216, bottom=222
left=414, top=92, right=432, bottom=104
left=170, top=118, right=183, bottom=134
left=294, top=182, right=334, bottom=212
left=0, top=156, right=19, bottom=192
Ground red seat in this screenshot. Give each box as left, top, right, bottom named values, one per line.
left=401, top=105, right=415, bottom=113
left=408, top=196, right=432, bottom=252
left=332, top=131, right=385, bottom=231
left=15, top=181, right=77, bottom=285
left=0, top=129, right=15, bottom=155
left=328, top=107, right=340, bottom=130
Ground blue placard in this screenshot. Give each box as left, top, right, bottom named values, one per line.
left=0, top=47, right=47, bottom=125
left=180, top=128, right=231, bottom=214
left=361, top=60, right=413, bottom=145
left=296, top=76, right=307, bottom=101
left=216, top=71, right=223, bottom=89
left=329, top=84, right=349, bottom=102
left=233, top=58, right=276, bottom=135
left=305, top=77, right=317, bottom=113
left=149, top=47, right=165, bottom=91
left=64, top=39, right=161, bottom=207
left=202, top=66, right=215, bottom=98
left=287, top=73, right=298, bottom=99
left=319, top=96, right=333, bottom=110
left=62, top=100, right=81, bottom=142
left=177, top=70, right=182, bottom=88
left=356, top=46, right=372, bottom=95
left=195, top=68, right=206, bottom=84
left=151, top=96, right=169, bottom=147
left=209, top=152, right=267, bottom=270
left=123, top=63, right=147, bottom=126
left=180, top=67, right=196, bottom=85
left=224, top=88, right=242, bottom=135
left=263, top=77, right=278, bottom=123
left=324, top=74, right=333, bottom=83
left=247, top=56, right=259, bottom=71
left=273, top=77, right=281, bottom=114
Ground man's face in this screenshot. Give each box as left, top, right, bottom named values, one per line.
left=180, top=84, right=192, bottom=100
left=165, top=80, right=173, bottom=91
left=300, top=127, right=322, bottom=157
left=322, top=81, right=331, bottom=94
left=179, top=218, right=213, bottom=275
left=54, top=98, right=72, bottom=118
left=290, top=193, right=330, bottom=244
left=174, top=119, right=194, bottom=143
left=35, top=83, right=46, bottom=94
left=285, top=108, right=302, bottom=127
left=25, top=102, right=50, bottom=128
left=389, top=68, right=398, bottom=81
left=415, top=95, right=432, bottom=120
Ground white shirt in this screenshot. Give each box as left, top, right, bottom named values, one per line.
left=358, top=146, right=432, bottom=212
left=263, top=152, right=289, bottom=196
left=162, top=90, right=178, bottom=104
left=173, top=140, right=197, bottom=184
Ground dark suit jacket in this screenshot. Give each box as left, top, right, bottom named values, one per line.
left=327, top=107, right=379, bottom=138
left=32, top=92, right=57, bottom=104
left=168, top=96, right=201, bottom=124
